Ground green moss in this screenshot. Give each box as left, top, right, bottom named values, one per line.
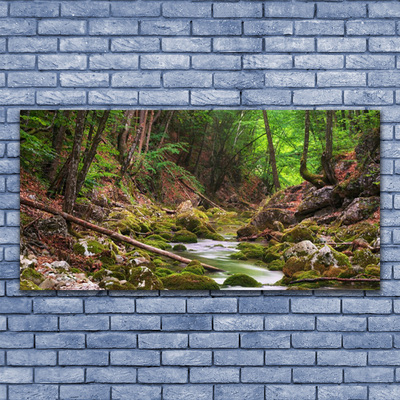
left=282, top=225, right=314, bottom=243
left=173, top=244, right=187, bottom=251
left=335, top=221, right=379, bottom=244
left=292, top=269, right=320, bottom=280
left=182, top=261, right=205, bottom=276
left=237, top=243, right=265, bottom=260
left=332, top=248, right=351, bottom=268
left=146, top=234, right=167, bottom=242
left=282, top=256, right=311, bottom=278
left=155, top=268, right=174, bottom=277
left=159, top=232, right=173, bottom=241
left=143, top=239, right=172, bottom=250
left=71, top=268, right=81, bottom=273
left=162, top=273, right=220, bottom=290
left=172, top=229, right=198, bottom=243
left=101, top=280, right=137, bottom=290
left=73, top=243, right=85, bottom=255
left=128, top=266, right=164, bottom=290
left=176, top=211, right=203, bottom=231
left=153, top=258, right=171, bottom=269
left=222, top=273, right=262, bottom=288
left=93, top=269, right=109, bottom=282
left=20, top=279, right=42, bottom=290
left=365, top=264, right=380, bottom=277
left=237, top=224, right=258, bottom=238
left=263, top=243, right=287, bottom=263
left=267, top=259, right=285, bottom=271
left=353, top=249, right=379, bottom=268
left=21, top=268, right=45, bottom=285
left=230, top=251, right=248, bottom=260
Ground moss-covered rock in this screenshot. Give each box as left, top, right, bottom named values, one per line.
left=236, top=224, right=258, bottom=238
left=335, top=221, right=379, bottom=245
left=173, top=244, right=187, bottom=251
left=263, top=243, right=288, bottom=263
left=128, top=266, right=164, bottom=290
left=143, top=239, right=172, bottom=250
left=193, top=225, right=225, bottom=241
left=364, top=264, right=380, bottom=277
left=353, top=249, right=379, bottom=268
left=310, top=244, right=351, bottom=274
left=155, top=268, right=174, bottom=277
left=93, top=269, right=111, bottom=282
left=267, top=259, right=285, bottom=271
left=20, top=279, right=42, bottom=290
left=172, top=229, right=198, bottom=243
left=162, top=273, right=220, bottom=290
left=21, top=268, right=45, bottom=286
left=100, top=277, right=136, bottom=290
left=284, top=240, right=318, bottom=260
left=182, top=261, right=205, bottom=276
left=282, top=256, right=311, bottom=278
left=292, top=269, right=320, bottom=281
left=222, top=273, right=262, bottom=288
left=236, top=242, right=265, bottom=260
left=282, top=225, right=315, bottom=243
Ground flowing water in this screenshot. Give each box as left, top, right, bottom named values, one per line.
left=172, top=236, right=286, bottom=290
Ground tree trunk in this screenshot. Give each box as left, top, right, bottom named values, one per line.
left=322, top=110, right=337, bottom=185
left=20, top=197, right=223, bottom=272
left=262, top=110, right=280, bottom=191
left=76, top=110, right=111, bottom=195
left=117, top=110, right=136, bottom=164
left=63, top=111, right=86, bottom=213
left=300, top=110, right=325, bottom=188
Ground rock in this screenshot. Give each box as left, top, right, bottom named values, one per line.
left=282, top=225, right=315, bottom=243
left=172, top=229, right=198, bottom=243
left=237, top=224, right=258, bottom=238
left=50, top=260, right=71, bottom=270
left=130, top=256, right=151, bottom=267
left=39, top=278, right=58, bottom=290
left=100, top=277, right=136, bottom=290
left=20, top=279, right=41, bottom=290
left=282, top=256, right=310, bottom=278
left=176, top=200, right=193, bottom=214
left=21, top=268, right=45, bottom=285
left=182, top=260, right=205, bottom=276
left=37, top=215, right=68, bottom=236
left=250, top=207, right=296, bottom=231
left=222, top=273, right=262, bottom=288
left=284, top=240, right=318, bottom=260
left=310, top=245, right=351, bottom=274
left=352, top=249, right=379, bottom=268
left=263, top=243, right=288, bottom=263
left=173, top=244, right=187, bottom=251
left=161, top=272, right=220, bottom=290
left=273, top=221, right=285, bottom=232
left=20, top=255, right=37, bottom=269
left=128, top=266, right=164, bottom=290
left=296, top=186, right=341, bottom=219
left=340, top=197, right=379, bottom=225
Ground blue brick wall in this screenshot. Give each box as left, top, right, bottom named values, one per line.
left=0, top=0, right=399, bottom=398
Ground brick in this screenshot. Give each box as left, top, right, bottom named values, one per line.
left=345, top=367, right=394, bottom=383
left=141, top=54, right=189, bottom=70
left=0, top=3, right=6, bottom=17
left=162, top=38, right=211, bottom=53
left=0, top=297, right=31, bottom=313
left=11, top=2, right=59, bottom=17
left=85, top=298, right=135, bottom=313
left=264, top=37, right=314, bottom=53
left=192, top=55, right=241, bottom=70
left=60, top=38, right=108, bottom=53
left=60, top=315, right=109, bottom=331
left=90, top=54, right=138, bottom=70
left=9, top=385, right=59, bottom=400
left=7, top=349, right=56, bottom=366
left=242, top=367, right=291, bottom=383
left=0, top=316, right=5, bottom=330
left=61, top=2, right=109, bottom=17
left=369, top=316, right=400, bottom=331
left=0, top=19, right=36, bottom=36
left=191, top=90, right=239, bottom=106
left=347, top=20, right=395, bottom=36
left=138, top=367, right=187, bottom=383
left=370, top=71, right=400, bottom=87
left=6, top=144, right=19, bottom=158
left=318, top=3, right=366, bottom=18
left=8, top=315, right=57, bottom=331
left=370, top=3, right=400, bottom=18
left=33, top=298, right=83, bottom=314
left=163, top=385, right=212, bottom=400
left=292, top=298, right=341, bottom=313
left=292, top=333, right=341, bottom=349
left=318, top=386, right=367, bottom=400
left=317, top=316, right=366, bottom=331
left=140, top=90, right=188, bottom=106
left=187, top=298, right=237, bottom=313
left=9, top=37, right=57, bottom=53
left=38, top=19, right=85, bottom=35
left=265, top=2, right=314, bottom=18
left=345, top=90, right=393, bottom=105
left=60, top=73, right=109, bottom=88
left=214, top=315, right=263, bottom=331
left=369, top=350, right=400, bottom=366
left=343, top=299, right=391, bottom=314
left=343, top=333, right=392, bottom=349
left=265, top=72, right=314, bottom=88
left=37, top=90, right=86, bottom=105
left=35, top=367, right=84, bottom=383
left=265, top=386, right=316, bottom=400
left=294, top=89, right=342, bottom=105
left=293, top=367, right=342, bottom=383
left=162, top=315, right=211, bottom=331
left=9, top=72, right=56, bottom=88
left=244, top=21, right=292, bottom=36
left=87, top=332, right=137, bottom=349
left=215, top=71, right=264, bottom=89
left=189, top=332, right=239, bottom=348
left=0, top=55, right=35, bottom=70
left=214, top=350, right=263, bottom=366
left=111, top=2, right=160, bottom=17
left=6, top=175, right=20, bottom=191
left=60, top=385, right=110, bottom=400
left=38, top=54, right=87, bottom=70
left=318, top=72, right=366, bottom=87
left=163, top=2, right=211, bottom=18
left=295, top=20, right=344, bottom=36
left=59, top=350, right=109, bottom=366
left=110, top=350, right=159, bottom=366
left=242, top=89, right=291, bottom=105
left=239, top=297, right=288, bottom=313
left=241, top=332, right=290, bottom=349
left=89, top=90, right=138, bottom=105
left=0, top=194, right=19, bottom=208
left=90, top=19, right=138, bottom=35
left=111, top=315, right=160, bottom=330
left=86, top=367, right=137, bottom=383
left=141, top=21, right=189, bottom=36
left=265, top=315, right=314, bottom=331
left=265, top=350, right=315, bottom=366
left=296, top=55, right=344, bottom=69
left=193, top=20, right=241, bottom=36
left=214, top=38, right=262, bottom=53
left=190, top=366, right=239, bottom=383
left=112, top=38, right=160, bottom=52
left=346, top=55, right=395, bottom=69
left=162, top=350, right=211, bottom=366
left=215, top=385, right=264, bottom=400
left=318, top=350, right=366, bottom=366
left=0, top=333, right=33, bottom=348
left=112, top=385, right=161, bottom=400
left=139, top=333, right=187, bottom=349
left=0, top=367, right=32, bottom=383
left=370, top=38, right=400, bottom=53
left=163, top=71, right=211, bottom=88
left=213, top=3, right=262, bottom=18
left=318, top=38, right=366, bottom=53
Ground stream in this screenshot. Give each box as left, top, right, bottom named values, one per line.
left=171, top=236, right=286, bottom=290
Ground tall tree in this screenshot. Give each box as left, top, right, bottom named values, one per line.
left=321, top=110, right=337, bottom=185
left=262, top=110, right=280, bottom=191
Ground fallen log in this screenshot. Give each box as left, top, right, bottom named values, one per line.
left=289, top=277, right=380, bottom=284
left=20, top=197, right=224, bottom=272
left=178, top=179, right=224, bottom=211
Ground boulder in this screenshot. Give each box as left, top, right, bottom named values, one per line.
left=222, top=273, right=262, bottom=288
left=161, top=272, right=220, bottom=290
left=284, top=240, right=318, bottom=260
left=128, top=266, right=164, bottom=290
left=281, top=225, right=315, bottom=243
left=37, top=215, right=68, bottom=236
left=340, top=197, right=379, bottom=225
left=250, top=207, right=296, bottom=231
left=310, top=244, right=351, bottom=274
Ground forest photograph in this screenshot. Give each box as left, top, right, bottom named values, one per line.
left=20, top=109, right=380, bottom=291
